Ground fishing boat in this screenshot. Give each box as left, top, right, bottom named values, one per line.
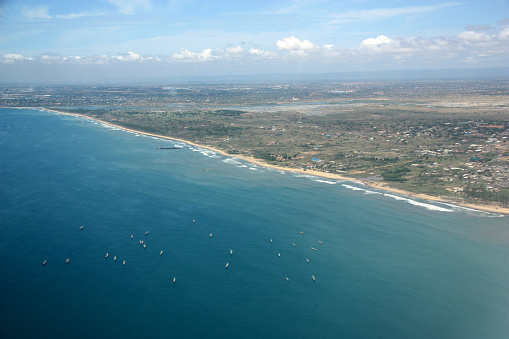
left=114, top=256, right=116, bottom=261
left=42, top=260, right=46, bottom=266
left=105, top=253, right=109, bottom=258
left=131, top=234, right=133, bottom=239
left=292, top=243, right=296, bottom=247
left=145, top=231, right=148, bottom=235
left=230, top=249, right=233, bottom=255
left=300, top=232, right=304, bottom=235
left=311, top=247, right=317, bottom=251
left=312, top=275, right=316, bottom=281
left=209, top=233, right=212, bottom=238
left=123, top=260, right=125, bottom=266
left=173, top=277, right=176, bottom=283
left=319, top=241, right=323, bottom=244
left=66, top=258, right=69, bottom=263
left=79, top=225, right=83, bottom=230
left=306, top=258, right=310, bottom=263
left=160, top=250, right=163, bottom=255
left=225, top=262, right=229, bottom=268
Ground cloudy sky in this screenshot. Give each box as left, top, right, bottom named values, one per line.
left=1, top=0, right=508, bottom=83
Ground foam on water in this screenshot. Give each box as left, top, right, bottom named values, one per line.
left=382, top=193, right=453, bottom=212
left=342, top=184, right=453, bottom=212
left=223, top=158, right=242, bottom=165
left=1, top=108, right=508, bottom=339
left=313, top=179, right=338, bottom=184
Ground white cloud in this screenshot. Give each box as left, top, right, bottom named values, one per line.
left=224, top=46, right=245, bottom=56
left=497, top=28, right=509, bottom=42
left=21, top=5, right=51, bottom=20
left=3, top=27, right=508, bottom=69
left=457, top=31, right=493, bottom=43
left=0, top=53, right=31, bottom=63
left=329, top=2, right=462, bottom=24
left=116, top=51, right=142, bottom=61
left=360, top=35, right=393, bottom=48
left=172, top=48, right=216, bottom=62
left=248, top=48, right=278, bottom=58
left=104, top=0, right=152, bottom=15
left=55, top=11, right=109, bottom=19
left=276, top=36, right=318, bottom=51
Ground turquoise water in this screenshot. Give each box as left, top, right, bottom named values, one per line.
left=1, top=108, right=508, bottom=338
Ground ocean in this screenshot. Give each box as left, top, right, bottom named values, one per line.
left=1, top=108, right=508, bottom=338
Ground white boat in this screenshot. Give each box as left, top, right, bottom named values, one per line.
left=300, top=232, right=304, bottom=235
left=286, top=277, right=289, bottom=281
left=306, top=258, right=310, bottom=263
left=193, top=219, right=196, bottom=223
left=270, top=239, right=273, bottom=243
left=145, top=231, right=148, bottom=235
left=209, top=233, right=212, bottom=238
left=123, top=260, right=125, bottom=266
left=278, top=253, right=281, bottom=257
left=42, top=260, right=46, bottom=266
left=131, top=234, right=133, bottom=239
left=292, top=243, right=296, bottom=247
left=160, top=250, right=163, bottom=255
left=113, top=256, right=116, bottom=261
left=319, top=241, right=323, bottom=244
left=173, top=277, right=176, bottom=283
left=66, top=258, right=69, bottom=263
left=143, top=244, right=146, bottom=248
left=312, top=275, right=316, bottom=281
left=79, top=225, right=83, bottom=230
left=105, top=253, right=109, bottom=258
left=230, top=249, right=233, bottom=255
left=225, top=262, right=229, bottom=268
left=311, top=247, right=317, bottom=251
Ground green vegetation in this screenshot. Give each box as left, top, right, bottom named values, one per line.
left=1, top=80, right=507, bottom=209
left=382, top=166, right=411, bottom=182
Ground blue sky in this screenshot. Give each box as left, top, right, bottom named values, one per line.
left=1, top=0, right=508, bottom=82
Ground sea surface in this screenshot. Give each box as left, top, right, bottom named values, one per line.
left=1, top=108, right=508, bottom=338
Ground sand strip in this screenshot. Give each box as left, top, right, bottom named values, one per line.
left=40, top=107, right=509, bottom=215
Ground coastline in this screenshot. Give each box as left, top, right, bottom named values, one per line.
left=39, top=107, right=509, bottom=215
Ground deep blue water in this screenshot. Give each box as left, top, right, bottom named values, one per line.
left=1, top=108, right=508, bottom=338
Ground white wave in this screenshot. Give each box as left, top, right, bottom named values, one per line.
left=442, top=203, right=505, bottom=217
left=314, top=179, right=337, bottom=185
left=382, top=193, right=453, bottom=212
left=236, top=165, right=248, bottom=168
left=342, top=184, right=365, bottom=191
left=173, top=144, right=184, bottom=148
left=200, top=150, right=218, bottom=158
left=223, top=158, right=242, bottom=165
left=100, top=124, right=120, bottom=130
left=249, top=167, right=258, bottom=171
left=292, top=173, right=315, bottom=179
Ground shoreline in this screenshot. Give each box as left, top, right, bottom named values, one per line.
left=38, top=107, right=509, bottom=215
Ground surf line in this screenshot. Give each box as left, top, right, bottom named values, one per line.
left=39, top=107, right=509, bottom=216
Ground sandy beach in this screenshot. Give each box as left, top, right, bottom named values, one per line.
left=40, top=107, right=509, bottom=215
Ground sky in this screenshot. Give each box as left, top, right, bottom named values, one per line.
left=0, top=0, right=508, bottom=83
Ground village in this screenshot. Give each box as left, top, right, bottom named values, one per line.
left=1, top=79, right=508, bottom=207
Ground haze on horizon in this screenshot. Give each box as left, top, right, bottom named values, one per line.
left=1, top=0, right=508, bottom=84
